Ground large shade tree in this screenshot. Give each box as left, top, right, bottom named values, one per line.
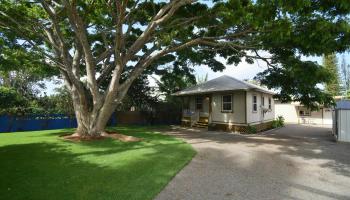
left=1, top=0, right=350, bottom=136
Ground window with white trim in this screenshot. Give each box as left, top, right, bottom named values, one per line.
left=268, top=98, right=272, bottom=109
left=261, top=96, right=265, bottom=107
left=253, top=95, right=257, bottom=112
left=222, top=95, right=233, bottom=112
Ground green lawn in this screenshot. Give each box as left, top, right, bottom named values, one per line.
left=0, top=126, right=195, bottom=200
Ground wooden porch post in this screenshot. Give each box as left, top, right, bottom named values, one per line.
left=209, top=94, right=212, bottom=123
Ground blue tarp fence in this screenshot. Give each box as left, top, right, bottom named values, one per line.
left=0, top=113, right=117, bottom=133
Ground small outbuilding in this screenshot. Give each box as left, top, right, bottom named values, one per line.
left=333, top=100, right=350, bottom=142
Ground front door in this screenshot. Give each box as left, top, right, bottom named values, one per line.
left=201, top=96, right=210, bottom=118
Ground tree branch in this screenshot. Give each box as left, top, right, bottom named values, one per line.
left=125, top=0, right=194, bottom=62
left=62, top=0, right=100, bottom=102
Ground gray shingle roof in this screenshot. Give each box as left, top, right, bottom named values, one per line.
left=173, top=75, right=275, bottom=96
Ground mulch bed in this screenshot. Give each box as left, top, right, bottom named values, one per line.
left=61, top=131, right=142, bottom=142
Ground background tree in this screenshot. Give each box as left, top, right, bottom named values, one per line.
left=117, top=75, right=158, bottom=111
left=0, top=31, right=56, bottom=98
left=340, top=55, right=350, bottom=97
left=323, top=54, right=341, bottom=96
left=0, top=86, right=27, bottom=114
left=197, top=73, right=208, bottom=84
left=1, top=0, right=350, bottom=136
left=256, top=59, right=335, bottom=109
left=33, top=87, right=75, bottom=115
left=156, top=65, right=196, bottom=102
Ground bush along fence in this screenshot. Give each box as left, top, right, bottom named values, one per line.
left=0, top=111, right=181, bottom=133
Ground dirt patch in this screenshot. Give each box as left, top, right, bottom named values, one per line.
left=103, top=132, right=143, bottom=142
left=61, top=131, right=142, bottom=142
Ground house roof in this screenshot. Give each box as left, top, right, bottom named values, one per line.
left=336, top=100, right=350, bottom=110
left=172, top=75, right=275, bottom=96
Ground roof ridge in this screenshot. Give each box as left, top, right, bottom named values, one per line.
left=172, top=74, right=275, bottom=96
left=227, top=75, right=271, bottom=91
left=222, top=75, right=260, bottom=89
left=172, top=75, right=224, bottom=94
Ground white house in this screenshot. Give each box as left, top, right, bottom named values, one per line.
left=275, top=101, right=333, bottom=125
left=173, top=75, right=275, bottom=133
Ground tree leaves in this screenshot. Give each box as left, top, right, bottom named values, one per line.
left=256, top=56, right=335, bottom=110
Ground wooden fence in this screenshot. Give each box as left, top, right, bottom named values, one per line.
left=115, top=111, right=181, bottom=125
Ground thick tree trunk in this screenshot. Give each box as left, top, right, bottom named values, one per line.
left=75, top=112, right=102, bottom=137
left=70, top=88, right=119, bottom=137
left=74, top=107, right=115, bottom=137
left=67, top=86, right=105, bottom=137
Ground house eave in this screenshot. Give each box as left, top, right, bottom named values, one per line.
left=172, top=88, right=275, bottom=96
left=172, top=89, right=250, bottom=96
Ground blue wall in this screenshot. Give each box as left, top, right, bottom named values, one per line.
left=0, top=114, right=116, bottom=133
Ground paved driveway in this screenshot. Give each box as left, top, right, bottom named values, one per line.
left=155, top=124, right=350, bottom=200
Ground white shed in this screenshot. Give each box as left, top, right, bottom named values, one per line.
left=333, top=100, right=350, bottom=142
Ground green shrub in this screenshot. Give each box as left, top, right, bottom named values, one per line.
left=246, top=125, right=257, bottom=134
left=272, top=116, right=285, bottom=128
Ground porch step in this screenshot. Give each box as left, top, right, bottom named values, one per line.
left=192, top=121, right=209, bottom=128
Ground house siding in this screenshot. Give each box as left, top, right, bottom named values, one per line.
left=211, top=91, right=246, bottom=124
left=246, top=91, right=275, bottom=124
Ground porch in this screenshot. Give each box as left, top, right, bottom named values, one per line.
left=181, top=95, right=211, bottom=128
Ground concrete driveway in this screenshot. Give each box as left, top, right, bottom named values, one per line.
left=155, top=124, right=350, bottom=200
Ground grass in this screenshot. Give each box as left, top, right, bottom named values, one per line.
left=0, top=126, right=195, bottom=200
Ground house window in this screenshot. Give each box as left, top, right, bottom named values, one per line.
left=222, top=95, right=233, bottom=112
left=268, top=98, right=272, bottom=109
left=253, top=95, right=257, bottom=112
left=195, top=97, right=203, bottom=110
left=299, top=109, right=311, bottom=116
left=261, top=96, right=265, bottom=107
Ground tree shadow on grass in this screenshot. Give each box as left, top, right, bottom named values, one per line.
left=30, top=125, right=172, bottom=140
left=0, top=139, right=195, bottom=200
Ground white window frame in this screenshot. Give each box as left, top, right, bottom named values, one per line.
left=221, top=94, right=233, bottom=112
left=268, top=98, right=272, bottom=109
left=252, top=95, right=257, bottom=112
left=261, top=96, right=265, bottom=107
